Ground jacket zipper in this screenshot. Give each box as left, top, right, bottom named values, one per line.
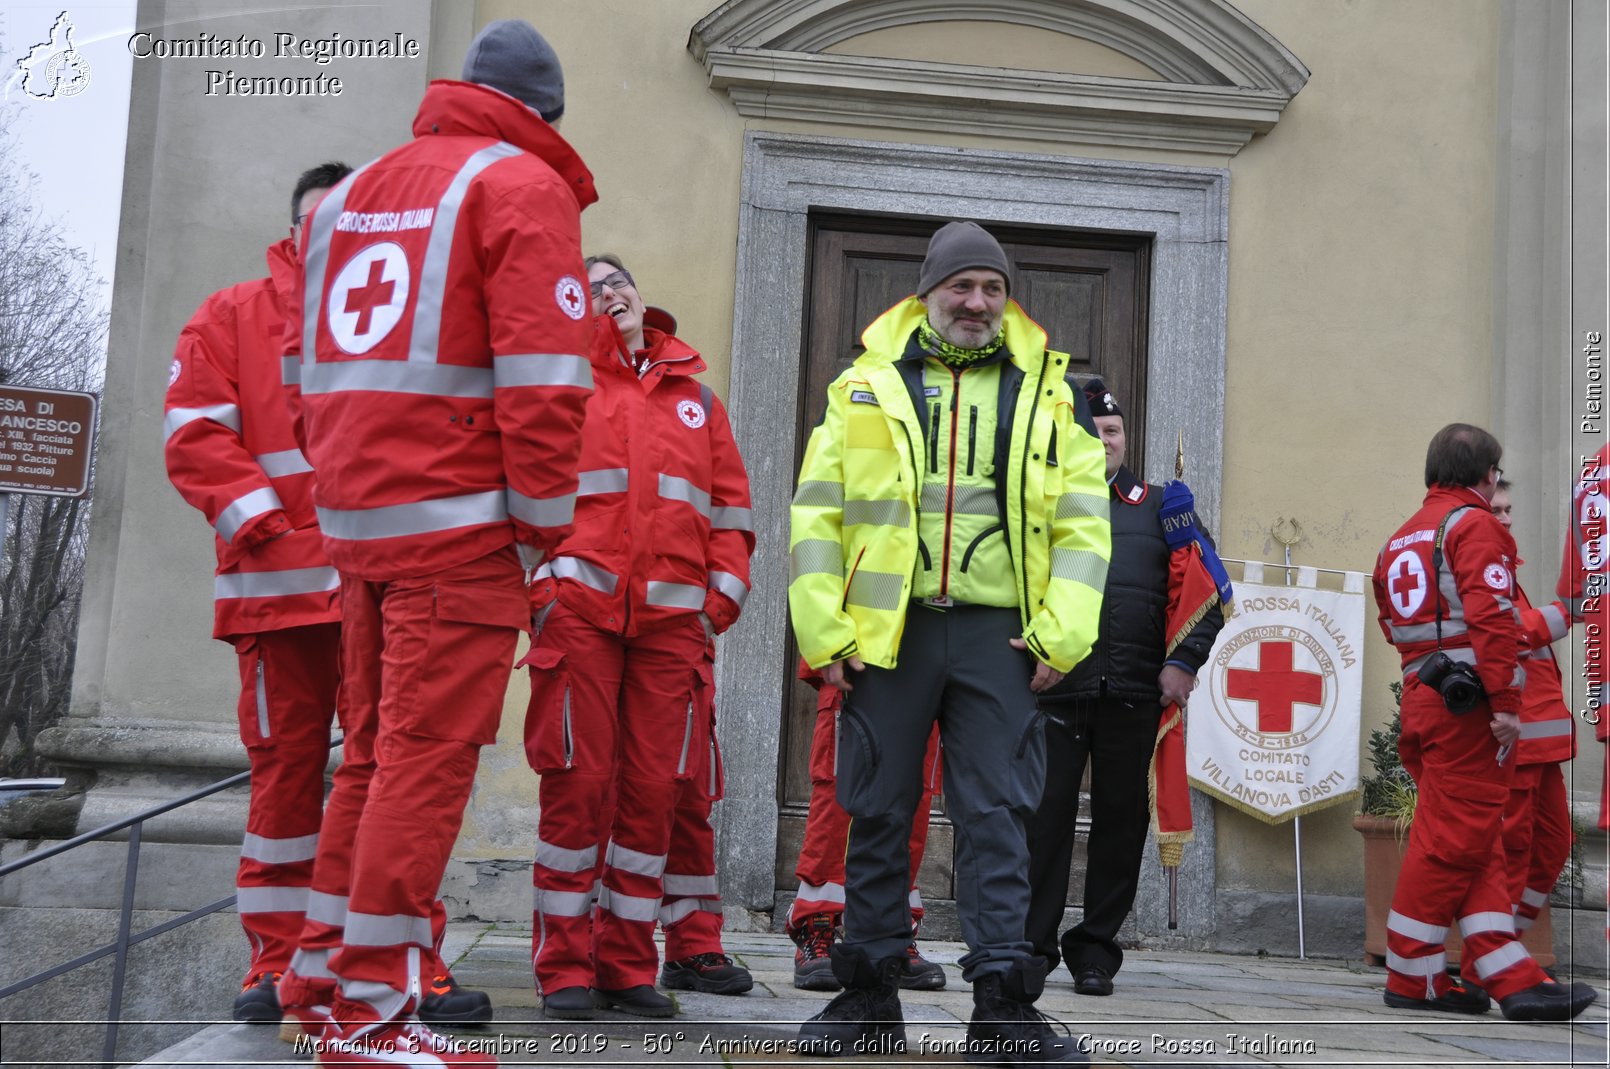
left=676, top=700, right=695, bottom=775
left=561, top=685, right=574, bottom=769
left=967, top=405, right=978, bottom=476
left=940, top=368, right=961, bottom=598
left=928, top=403, right=940, bottom=474
left=1017, top=357, right=1049, bottom=619
left=255, top=659, right=270, bottom=740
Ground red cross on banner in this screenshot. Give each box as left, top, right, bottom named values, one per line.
left=344, top=260, right=396, bottom=335
left=1225, top=640, right=1323, bottom=733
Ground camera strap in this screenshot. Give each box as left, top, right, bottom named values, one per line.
left=1429, top=506, right=1474, bottom=649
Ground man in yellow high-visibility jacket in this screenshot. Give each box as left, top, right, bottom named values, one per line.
left=790, top=221, right=1110, bottom=1065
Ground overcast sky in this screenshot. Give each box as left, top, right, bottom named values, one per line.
left=2, top=2, right=136, bottom=318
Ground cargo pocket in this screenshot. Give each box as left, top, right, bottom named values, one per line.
left=403, top=581, right=528, bottom=745
left=1008, top=708, right=1049, bottom=811
left=1424, top=772, right=1508, bottom=870
left=671, top=662, right=714, bottom=783
left=233, top=636, right=274, bottom=750
left=690, top=664, right=724, bottom=802
left=833, top=702, right=884, bottom=817
left=520, top=645, right=575, bottom=772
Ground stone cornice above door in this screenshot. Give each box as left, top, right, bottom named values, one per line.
left=689, top=0, right=1309, bottom=155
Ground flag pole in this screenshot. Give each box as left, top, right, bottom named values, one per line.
left=1272, top=516, right=1307, bottom=959
left=1167, top=433, right=1186, bottom=930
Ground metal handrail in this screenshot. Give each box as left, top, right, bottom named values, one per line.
left=0, top=735, right=342, bottom=1064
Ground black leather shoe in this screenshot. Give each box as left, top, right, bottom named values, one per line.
left=1383, top=982, right=1490, bottom=1015
left=1072, top=965, right=1112, bottom=997
left=1498, top=980, right=1598, bottom=1021
left=597, top=984, right=677, bottom=1018
left=542, top=986, right=600, bottom=1020
left=419, top=974, right=493, bottom=1025
left=232, top=971, right=282, bottom=1023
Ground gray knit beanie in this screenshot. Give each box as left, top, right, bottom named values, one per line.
left=462, top=20, right=565, bottom=123
left=917, top=221, right=1011, bottom=296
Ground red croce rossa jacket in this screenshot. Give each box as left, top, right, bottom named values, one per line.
left=530, top=312, right=754, bottom=637
left=165, top=238, right=339, bottom=640
left=1373, top=485, right=1524, bottom=716
left=290, top=80, right=597, bottom=580
left=1510, top=570, right=1574, bottom=765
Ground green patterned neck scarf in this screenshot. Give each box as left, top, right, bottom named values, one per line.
left=918, top=318, right=1006, bottom=368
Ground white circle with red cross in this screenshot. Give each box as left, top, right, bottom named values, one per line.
left=1385, top=549, right=1429, bottom=618
left=677, top=400, right=706, bottom=428
left=328, top=242, right=410, bottom=354
left=555, top=275, right=587, bottom=320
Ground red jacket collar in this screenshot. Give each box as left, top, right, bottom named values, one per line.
left=265, top=238, right=299, bottom=308
left=1423, top=485, right=1491, bottom=512
left=591, top=314, right=705, bottom=378
left=412, top=80, right=597, bottom=212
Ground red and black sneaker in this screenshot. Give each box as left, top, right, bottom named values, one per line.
left=791, top=912, right=841, bottom=991
left=420, top=974, right=493, bottom=1026
left=233, top=970, right=283, bottom=1024
left=661, top=952, right=754, bottom=995
left=899, top=941, right=947, bottom=991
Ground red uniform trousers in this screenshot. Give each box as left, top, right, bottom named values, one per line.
left=1501, top=762, right=1571, bottom=933
left=525, top=604, right=708, bottom=992
left=787, top=686, right=940, bottom=933
left=1386, top=682, right=1549, bottom=1002
left=284, top=547, right=526, bottom=1026
left=661, top=672, right=726, bottom=961
left=232, top=623, right=340, bottom=983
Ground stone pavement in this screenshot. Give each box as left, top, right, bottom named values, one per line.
left=127, top=923, right=1608, bottom=1068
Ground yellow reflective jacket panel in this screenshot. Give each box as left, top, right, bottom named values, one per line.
left=789, top=298, right=1111, bottom=672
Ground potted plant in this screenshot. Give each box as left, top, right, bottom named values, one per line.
left=1353, top=683, right=1555, bottom=967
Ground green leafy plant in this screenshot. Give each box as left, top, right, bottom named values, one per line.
left=1360, top=682, right=1417, bottom=834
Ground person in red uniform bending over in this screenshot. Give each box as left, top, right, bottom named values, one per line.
left=1483, top=481, right=1576, bottom=940
left=524, top=256, right=754, bottom=1020
left=1371, top=423, right=1594, bottom=1021
left=277, top=20, right=595, bottom=1066
left=164, top=164, right=490, bottom=1030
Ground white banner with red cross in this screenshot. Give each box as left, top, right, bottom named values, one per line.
left=1187, top=561, right=1364, bottom=824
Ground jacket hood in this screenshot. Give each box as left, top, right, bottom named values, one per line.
left=412, top=80, right=597, bottom=211
left=591, top=313, right=704, bottom=376
left=857, top=296, right=1049, bottom=371
left=265, top=237, right=299, bottom=308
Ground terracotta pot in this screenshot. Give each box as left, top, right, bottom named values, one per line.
left=1352, top=812, right=1554, bottom=969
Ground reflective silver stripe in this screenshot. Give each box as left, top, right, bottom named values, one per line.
left=305, top=890, right=349, bottom=927
left=241, top=832, right=319, bottom=864
left=317, top=490, right=506, bottom=541
left=951, top=484, right=999, bottom=517
left=846, top=569, right=905, bottom=611
left=1051, top=548, right=1108, bottom=591
left=301, top=360, right=493, bottom=398
left=793, top=480, right=845, bottom=508
left=578, top=468, right=629, bottom=496
left=604, top=842, right=667, bottom=879
left=646, top=581, right=705, bottom=611
left=1539, top=602, right=1569, bottom=640
left=409, top=142, right=523, bottom=364
left=288, top=946, right=336, bottom=980
left=1522, top=645, right=1556, bottom=664
left=1056, top=491, right=1107, bottom=520
left=550, top=556, right=619, bottom=595
left=282, top=355, right=301, bottom=386
left=659, top=473, right=712, bottom=517
left=1493, top=595, right=1514, bottom=613
left=301, top=163, right=370, bottom=368
left=709, top=570, right=748, bottom=607
left=711, top=505, right=754, bottom=532
left=1387, top=910, right=1449, bottom=944
left=216, top=567, right=341, bottom=602
left=921, top=482, right=947, bottom=513
left=164, top=403, right=242, bottom=442
left=1510, top=664, right=1525, bottom=689
left=909, top=888, right=923, bottom=909
left=1518, top=719, right=1573, bottom=740
left=796, top=880, right=846, bottom=904
left=494, top=353, right=592, bottom=390
left=658, top=897, right=719, bottom=925
left=236, top=885, right=311, bottom=914
left=1514, top=913, right=1535, bottom=932
left=216, top=487, right=285, bottom=543
left=344, top=910, right=433, bottom=947
left=1521, top=887, right=1550, bottom=908
left=255, top=660, right=270, bottom=740
left=662, top=874, right=720, bottom=897
left=1470, top=943, right=1529, bottom=980
left=534, top=885, right=598, bottom=918
left=1386, top=950, right=1446, bottom=976
left=791, top=539, right=843, bottom=580
left=844, top=498, right=911, bottom=528
left=1456, top=912, right=1515, bottom=938
left=1390, top=620, right=1469, bottom=644
left=256, top=448, right=314, bottom=478
left=597, top=886, right=660, bottom=924
left=535, top=839, right=598, bottom=874
left=508, top=488, right=576, bottom=530
left=341, top=978, right=408, bottom=1025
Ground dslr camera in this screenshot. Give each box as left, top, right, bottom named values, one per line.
left=1417, top=652, right=1484, bottom=714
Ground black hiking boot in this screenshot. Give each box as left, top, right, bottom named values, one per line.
left=797, top=945, right=906, bottom=1057
left=966, top=958, right=1088, bottom=1065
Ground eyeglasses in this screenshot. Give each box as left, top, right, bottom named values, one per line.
left=293, top=213, right=311, bottom=226
left=589, top=270, right=634, bottom=298
left=1494, top=466, right=1504, bottom=481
